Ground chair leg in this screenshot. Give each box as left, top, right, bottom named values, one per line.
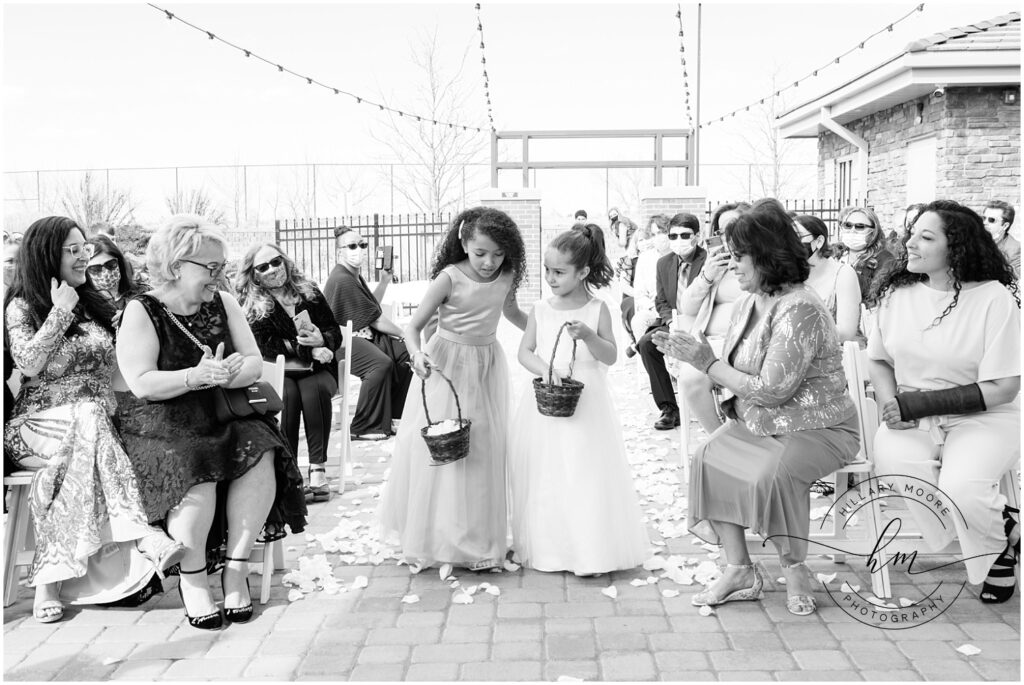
left=260, top=541, right=274, bottom=605
left=860, top=476, right=892, bottom=599
left=4, top=484, right=32, bottom=607
left=679, top=398, right=691, bottom=483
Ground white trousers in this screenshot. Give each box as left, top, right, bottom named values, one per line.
left=873, top=404, right=1020, bottom=584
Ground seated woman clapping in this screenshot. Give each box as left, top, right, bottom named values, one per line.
left=3, top=216, right=184, bottom=623
left=655, top=198, right=860, bottom=617
left=867, top=200, right=1020, bottom=603
left=116, top=215, right=306, bottom=630
left=236, top=243, right=341, bottom=503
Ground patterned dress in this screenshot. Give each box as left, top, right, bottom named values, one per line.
left=116, top=293, right=306, bottom=552
left=4, top=298, right=156, bottom=600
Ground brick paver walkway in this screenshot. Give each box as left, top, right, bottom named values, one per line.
left=4, top=317, right=1020, bottom=681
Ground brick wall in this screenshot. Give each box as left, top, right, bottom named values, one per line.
left=817, top=86, right=1021, bottom=231
left=477, top=189, right=543, bottom=304
left=639, top=187, right=708, bottom=235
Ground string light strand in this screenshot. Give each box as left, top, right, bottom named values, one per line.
left=675, top=5, right=692, bottom=127
left=475, top=3, right=496, bottom=131
left=148, top=3, right=485, bottom=133
left=698, top=3, right=925, bottom=129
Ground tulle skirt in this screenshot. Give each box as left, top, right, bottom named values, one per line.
left=379, top=331, right=511, bottom=569
left=509, top=361, right=650, bottom=574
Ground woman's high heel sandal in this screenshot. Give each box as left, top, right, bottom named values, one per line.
left=136, top=532, right=186, bottom=580
left=177, top=567, right=223, bottom=630
left=981, top=541, right=1019, bottom=604
left=221, top=556, right=254, bottom=624
left=692, top=563, right=764, bottom=607
left=781, top=561, right=818, bottom=616
left=1003, top=505, right=1020, bottom=556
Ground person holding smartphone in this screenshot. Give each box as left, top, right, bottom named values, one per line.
left=235, top=243, right=341, bottom=503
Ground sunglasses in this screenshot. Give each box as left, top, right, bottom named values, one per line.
left=667, top=232, right=695, bottom=240
left=180, top=259, right=227, bottom=278
left=841, top=221, right=874, bottom=231
left=342, top=241, right=369, bottom=250
left=254, top=256, right=285, bottom=273
left=86, top=259, right=118, bottom=276
left=62, top=243, right=96, bottom=259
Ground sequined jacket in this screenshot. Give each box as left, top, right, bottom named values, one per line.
left=4, top=297, right=116, bottom=418
left=721, top=284, right=856, bottom=436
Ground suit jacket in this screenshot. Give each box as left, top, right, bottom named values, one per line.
left=654, top=246, right=707, bottom=326
left=998, top=234, right=1021, bottom=278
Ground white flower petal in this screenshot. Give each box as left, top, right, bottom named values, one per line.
left=815, top=572, right=837, bottom=584
left=400, top=594, right=420, bottom=604
left=955, top=644, right=982, bottom=656
left=440, top=563, right=453, bottom=581
left=351, top=575, right=369, bottom=589
left=601, top=586, right=618, bottom=599
left=452, top=591, right=474, bottom=605
left=698, top=605, right=715, bottom=616
left=485, top=585, right=500, bottom=596
left=661, top=589, right=680, bottom=598
left=899, top=597, right=914, bottom=607
left=287, top=589, right=305, bottom=602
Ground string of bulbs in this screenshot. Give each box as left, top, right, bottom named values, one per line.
left=699, top=3, right=926, bottom=129
left=475, top=4, right=496, bottom=131
left=675, top=6, right=693, bottom=127
left=147, top=3, right=487, bottom=133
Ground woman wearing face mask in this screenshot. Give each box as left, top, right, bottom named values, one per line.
left=323, top=227, right=412, bottom=441
left=85, top=235, right=147, bottom=316
left=673, top=203, right=750, bottom=434
left=620, top=214, right=668, bottom=357
left=794, top=216, right=862, bottom=343
left=237, top=244, right=341, bottom=503
left=837, top=207, right=894, bottom=311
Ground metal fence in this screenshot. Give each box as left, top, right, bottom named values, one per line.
left=704, top=198, right=867, bottom=244
left=275, top=213, right=453, bottom=286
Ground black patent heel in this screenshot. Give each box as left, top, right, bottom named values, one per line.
left=221, top=556, right=254, bottom=624
left=177, top=567, right=223, bottom=630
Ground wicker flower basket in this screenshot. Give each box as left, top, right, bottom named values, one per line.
left=419, top=367, right=471, bottom=465
left=532, top=321, right=585, bottom=417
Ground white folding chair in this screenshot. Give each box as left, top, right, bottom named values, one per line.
left=3, top=469, right=34, bottom=607
left=333, top=321, right=354, bottom=493
left=246, top=354, right=286, bottom=605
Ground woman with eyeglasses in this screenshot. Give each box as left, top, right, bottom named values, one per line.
left=236, top=243, right=341, bottom=503
left=4, top=216, right=186, bottom=623
left=85, top=234, right=147, bottom=317
left=323, top=226, right=412, bottom=441
left=116, top=215, right=306, bottom=630
left=837, top=206, right=894, bottom=311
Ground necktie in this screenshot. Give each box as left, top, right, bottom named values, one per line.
left=676, top=258, right=689, bottom=306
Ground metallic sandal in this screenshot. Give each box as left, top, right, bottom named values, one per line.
left=136, top=532, right=186, bottom=580
left=692, top=563, right=764, bottom=607
left=781, top=562, right=818, bottom=616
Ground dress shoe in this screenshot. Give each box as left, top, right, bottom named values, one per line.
left=654, top=407, right=680, bottom=431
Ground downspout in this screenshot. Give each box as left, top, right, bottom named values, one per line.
left=819, top=107, right=868, bottom=202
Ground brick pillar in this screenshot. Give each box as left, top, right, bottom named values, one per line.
left=640, top=186, right=708, bottom=235
left=476, top=188, right=543, bottom=305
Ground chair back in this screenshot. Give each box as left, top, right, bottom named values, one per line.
left=261, top=354, right=285, bottom=400
left=841, top=340, right=879, bottom=464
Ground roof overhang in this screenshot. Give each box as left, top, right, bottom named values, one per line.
left=777, top=49, right=1021, bottom=138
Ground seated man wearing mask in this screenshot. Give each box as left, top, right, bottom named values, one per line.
left=636, top=213, right=707, bottom=431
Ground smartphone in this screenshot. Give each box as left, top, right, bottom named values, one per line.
left=707, top=235, right=724, bottom=251
left=374, top=246, right=394, bottom=272
left=292, top=310, right=312, bottom=329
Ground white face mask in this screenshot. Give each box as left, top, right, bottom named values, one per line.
left=669, top=234, right=696, bottom=258
left=651, top=233, right=671, bottom=254
left=843, top=233, right=870, bottom=252
left=339, top=247, right=365, bottom=269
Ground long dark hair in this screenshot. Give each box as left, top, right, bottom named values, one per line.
left=871, top=200, right=1019, bottom=326
left=795, top=214, right=835, bottom=259
left=549, top=224, right=614, bottom=289
left=3, top=216, right=115, bottom=338
left=430, top=207, right=527, bottom=294
left=235, top=243, right=320, bottom=321
left=86, top=234, right=144, bottom=299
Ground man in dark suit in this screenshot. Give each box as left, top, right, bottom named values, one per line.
left=637, top=212, right=707, bottom=430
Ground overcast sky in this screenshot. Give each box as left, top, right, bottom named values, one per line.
left=1, top=0, right=1015, bottom=221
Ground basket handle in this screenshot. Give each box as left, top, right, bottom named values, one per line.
left=547, top=321, right=579, bottom=384
left=420, top=366, right=463, bottom=426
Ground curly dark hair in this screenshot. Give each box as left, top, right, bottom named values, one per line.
left=710, top=202, right=751, bottom=236
left=549, top=224, right=614, bottom=289
left=86, top=234, right=146, bottom=300
left=725, top=198, right=810, bottom=296
left=871, top=200, right=1019, bottom=326
left=430, top=207, right=527, bottom=294
left=3, top=216, right=115, bottom=339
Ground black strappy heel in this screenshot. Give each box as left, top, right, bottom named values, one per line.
left=178, top=567, right=223, bottom=630
left=221, top=556, right=254, bottom=624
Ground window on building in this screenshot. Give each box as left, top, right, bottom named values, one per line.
left=836, top=157, right=855, bottom=207
left=905, top=136, right=937, bottom=205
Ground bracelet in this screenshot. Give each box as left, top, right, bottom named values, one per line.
left=702, top=357, right=719, bottom=374
left=183, top=367, right=195, bottom=389
left=701, top=271, right=714, bottom=285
